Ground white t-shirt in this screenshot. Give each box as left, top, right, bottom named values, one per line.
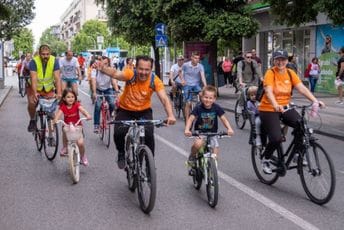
left=59, top=57, right=79, bottom=79
left=91, top=69, right=113, bottom=91
left=170, top=63, right=182, bottom=83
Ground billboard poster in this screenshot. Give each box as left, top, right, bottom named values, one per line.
left=184, top=42, right=216, bottom=85
left=316, top=24, right=344, bottom=94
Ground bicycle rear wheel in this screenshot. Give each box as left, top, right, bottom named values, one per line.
left=206, top=158, right=219, bottom=208
left=69, top=144, right=80, bottom=184
left=43, top=117, right=59, bottom=161
left=174, top=94, right=181, bottom=118
left=251, top=145, right=279, bottom=185
left=299, top=142, right=336, bottom=205
left=137, top=146, right=156, bottom=214
left=105, top=111, right=111, bottom=148
left=34, top=113, right=43, bottom=151
left=235, top=99, right=246, bottom=129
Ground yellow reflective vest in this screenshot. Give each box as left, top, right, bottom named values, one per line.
left=33, top=56, right=56, bottom=92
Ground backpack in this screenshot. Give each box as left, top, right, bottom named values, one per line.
left=127, top=70, right=156, bottom=90
left=256, top=68, right=293, bottom=102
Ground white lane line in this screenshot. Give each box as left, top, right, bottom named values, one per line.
left=337, top=170, right=344, bottom=174
left=156, top=134, right=319, bottom=230
left=79, top=88, right=90, bottom=97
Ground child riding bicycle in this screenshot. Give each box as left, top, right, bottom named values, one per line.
left=54, top=88, right=92, bottom=165
left=184, top=85, right=234, bottom=165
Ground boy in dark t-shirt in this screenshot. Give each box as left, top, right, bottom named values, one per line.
left=184, top=85, right=234, bottom=164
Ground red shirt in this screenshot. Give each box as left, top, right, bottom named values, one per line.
left=78, top=56, right=85, bottom=68
left=59, top=102, right=81, bottom=125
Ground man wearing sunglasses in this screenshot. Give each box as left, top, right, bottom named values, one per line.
left=237, top=51, right=262, bottom=88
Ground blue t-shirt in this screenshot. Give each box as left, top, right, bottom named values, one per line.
left=191, top=103, right=225, bottom=132
left=29, top=57, right=60, bottom=75
left=182, top=61, right=204, bottom=86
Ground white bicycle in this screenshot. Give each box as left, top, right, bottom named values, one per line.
left=56, top=118, right=88, bottom=184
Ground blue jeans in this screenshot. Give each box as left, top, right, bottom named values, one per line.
left=309, top=75, right=318, bottom=93
left=94, top=88, right=115, bottom=126
left=183, top=85, right=201, bottom=102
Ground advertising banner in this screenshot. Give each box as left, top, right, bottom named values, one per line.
left=316, top=24, right=344, bottom=94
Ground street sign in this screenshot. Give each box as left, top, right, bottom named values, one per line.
left=155, top=23, right=166, bottom=35
left=155, top=35, right=168, bottom=47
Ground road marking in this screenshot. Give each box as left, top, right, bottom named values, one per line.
left=337, top=170, right=344, bottom=174
left=79, top=88, right=90, bottom=97
left=156, top=134, right=320, bottom=230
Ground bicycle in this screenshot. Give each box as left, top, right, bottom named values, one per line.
left=188, top=131, right=228, bottom=208
left=234, top=86, right=249, bottom=129
left=19, top=75, right=30, bottom=97
left=95, top=93, right=118, bottom=148
left=251, top=103, right=336, bottom=205
left=33, top=97, right=59, bottom=161
left=172, top=86, right=184, bottom=119
left=56, top=118, right=88, bottom=184
left=109, top=119, right=165, bottom=214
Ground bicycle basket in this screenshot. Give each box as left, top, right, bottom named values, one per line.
left=63, top=126, right=83, bottom=141
left=38, top=98, right=57, bottom=113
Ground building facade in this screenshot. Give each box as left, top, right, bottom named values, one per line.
left=59, top=0, right=107, bottom=49
left=244, top=2, right=344, bottom=94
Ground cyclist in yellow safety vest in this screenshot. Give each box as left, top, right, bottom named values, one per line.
left=27, top=44, right=62, bottom=133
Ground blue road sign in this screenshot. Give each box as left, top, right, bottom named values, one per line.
left=155, top=35, right=168, bottom=47
left=155, top=23, right=166, bottom=35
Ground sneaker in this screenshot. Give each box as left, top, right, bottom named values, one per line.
left=261, top=159, right=272, bottom=174
left=27, top=120, right=36, bottom=132
left=47, top=137, right=56, bottom=147
left=60, top=147, right=68, bottom=157
left=81, top=155, right=89, bottom=166
left=117, top=152, right=126, bottom=169
left=93, top=125, right=100, bottom=134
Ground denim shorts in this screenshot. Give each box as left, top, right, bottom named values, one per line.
left=183, top=85, right=201, bottom=102
left=62, top=78, right=78, bottom=84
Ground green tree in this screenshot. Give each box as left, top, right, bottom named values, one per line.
left=71, top=20, right=110, bottom=53
left=0, top=0, right=35, bottom=40
left=12, top=28, right=34, bottom=59
left=263, top=0, right=344, bottom=26
left=39, top=27, right=67, bottom=55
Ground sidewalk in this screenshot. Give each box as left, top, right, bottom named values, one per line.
left=216, top=85, right=344, bottom=141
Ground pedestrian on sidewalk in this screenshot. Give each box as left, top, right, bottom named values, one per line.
left=335, top=47, right=344, bottom=104
left=221, top=57, right=233, bottom=87
left=307, top=57, right=321, bottom=93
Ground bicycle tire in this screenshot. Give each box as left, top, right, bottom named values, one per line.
left=136, top=145, right=156, bottom=214
left=99, top=109, right=106, bottom=141
left=251, top=145, right=279, bottom=185
left=35, top=113, right=43, bottom=151
left=206, top=158, right=219, bottom=208
left=299, top=141, right=336, bottom=205
left=69, top=144, right=80, bottom=184
left=234, top=99, right=246, bottom=129
left=193, top=158, right=203, bottom=190
left=19, top=78, right=25, bottom=97
left=125, top=133, right=137, bottom=192
left=105, top=110, right=111, bottom=148
left=43, top=117, right=58, bottom=161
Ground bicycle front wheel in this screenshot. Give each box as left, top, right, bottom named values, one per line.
left=99, top=109, right=107, bottom=140
left=105, top=111, right=111, bottom=148
left=299, top=142, right=336, bottom=205
left=19, top=78, right=25, bottom=97
left=234, top=99, right=246, bottom=129
left=192, top=158, right=203, bottom=190
left=69, top=144, right=80, bottom=184
left=43, top=117, right=59, bottom=161
left=34, top=113, right=43, bottom=151
left=251, top=145, right=279, bottom=185
left=136, top=146, right=156, bottom=214
left=206, top=158, right=219, bottom=208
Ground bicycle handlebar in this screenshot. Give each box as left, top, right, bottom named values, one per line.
left=56, top=117, right=88, bottom=126
left=108, top=119, right=166, bottom=127
left=191, top=131, right=229, bottom=138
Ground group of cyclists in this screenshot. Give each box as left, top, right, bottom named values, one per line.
left=20, top=43, right=324, bottom=182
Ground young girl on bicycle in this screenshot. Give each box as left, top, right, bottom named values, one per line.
left=54, top=88, right=92, bottom=166
left=246, top=86, right=262, bottom=147
left=184, top=85, right=234, bottom=165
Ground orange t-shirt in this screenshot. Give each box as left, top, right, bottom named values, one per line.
left=259, top=67, right=301, bottom=112
left=119, top=69, right=165, bottom=111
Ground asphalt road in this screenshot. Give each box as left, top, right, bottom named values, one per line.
left=0, top=80, right=343, bottom=230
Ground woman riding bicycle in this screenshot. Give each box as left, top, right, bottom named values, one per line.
left=259, top=49, right=324, bottom=174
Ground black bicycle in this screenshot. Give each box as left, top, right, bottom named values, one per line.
left=109, top=119, right=165, bottom=214
left=172, top=87, right=184, bottom=119
left=234, top=86, right=249, bottom=129
left=19, top=75, right=30, bottom=97
left=251, top=103, right=336, bottom=205
left=188, top=131, right=228, bottom=208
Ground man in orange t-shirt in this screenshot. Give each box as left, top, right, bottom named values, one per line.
left=258, top=49, right=324, bottom=174
left=98, top=55, right=176, bottom=169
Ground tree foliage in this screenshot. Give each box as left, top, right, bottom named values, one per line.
left=264, top=0, right=344, bottom=26
left=39, top=27, right=67, bottom=56
left=0, top=0, right=35, bottom=40
left=12, top=28, right=34, bottom=59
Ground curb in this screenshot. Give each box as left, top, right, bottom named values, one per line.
left=0, top=86, right=12, bottom=108
left=223, top=108, right=344, bottom=142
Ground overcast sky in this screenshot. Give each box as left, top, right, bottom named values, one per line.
left=27, top=0, right=73, bottom=48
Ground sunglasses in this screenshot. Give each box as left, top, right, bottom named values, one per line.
left=246, top=56, right=252, bottom=58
